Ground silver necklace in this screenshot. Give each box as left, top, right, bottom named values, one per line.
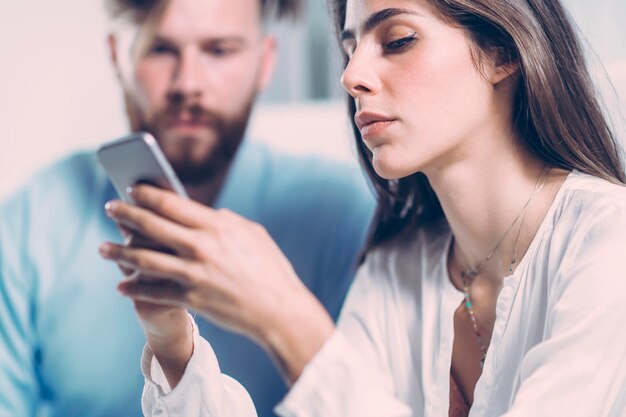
left=457, top=167, right=549, bottom=367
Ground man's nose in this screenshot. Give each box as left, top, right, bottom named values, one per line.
left=168, top=49, right=203, bottom=99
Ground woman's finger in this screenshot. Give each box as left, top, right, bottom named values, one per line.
left=105, top=200, right=198, bottom=256
left=118, top=279, right=188, bottom=307
left=100, top=243, right=197, bottom=286
left=129, top=185, right=221, bottom=230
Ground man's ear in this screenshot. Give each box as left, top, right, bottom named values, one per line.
left=257, top=36, right=277, bottom=91
left=108, top=34, right=122, bottom=80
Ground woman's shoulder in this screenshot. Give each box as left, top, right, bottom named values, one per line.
left=560, top=170, right=626, bottom=211
left=552, top=171, right=626, bottom=247
left=547, top=171, right=626, bottom=286
left=553, top=171, right=626, bottom=240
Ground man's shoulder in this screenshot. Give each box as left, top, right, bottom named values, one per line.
left=0, top=150, right=108, bottom=222
left=6, top=150, right=100, bottom=193
left=229, top=141, right=375, bottom=246
left=247, top=141, right=372, bottom=200
left=229, top=141, right=374, bottom=219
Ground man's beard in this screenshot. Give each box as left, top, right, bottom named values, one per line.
left=124, top=93, right=255, bottom=186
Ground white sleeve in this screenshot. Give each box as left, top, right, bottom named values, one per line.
left=276, top=254, right=413, bottom=417
left=141, top=315, right=257, bottom=417
left=501, top=203, right=626, bottom=417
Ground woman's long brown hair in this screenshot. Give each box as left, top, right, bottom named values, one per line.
left=331, top=0, right=625, bottom=255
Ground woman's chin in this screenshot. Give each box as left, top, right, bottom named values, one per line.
left=372, top=150, right=416, bottom=181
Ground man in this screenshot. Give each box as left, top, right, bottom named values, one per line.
left=0, top=0, right=374, bottom=416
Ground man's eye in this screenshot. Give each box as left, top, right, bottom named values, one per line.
left=209, top=48, right=227, bottom=56
left=149, top=45, right=176, bottom=55
left=205, top=45, right=237, bottom=57
left=384, top=34, right=417, bottom=52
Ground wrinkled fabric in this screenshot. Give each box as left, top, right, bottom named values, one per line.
left=143, top=171, right=626, bottom=417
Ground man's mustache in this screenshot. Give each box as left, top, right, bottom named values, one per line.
left=159, top=103, right=220, bottom=126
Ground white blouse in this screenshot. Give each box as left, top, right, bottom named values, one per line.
left=141, top=171, right=626, bottom=417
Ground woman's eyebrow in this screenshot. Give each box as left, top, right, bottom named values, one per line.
left=341, top=8, right=422, bottom=41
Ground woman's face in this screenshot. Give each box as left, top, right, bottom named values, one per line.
left=341, top=0, right=505, bottom=180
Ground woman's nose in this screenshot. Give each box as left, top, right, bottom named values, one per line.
left=340, top=49, right=377, bottom=98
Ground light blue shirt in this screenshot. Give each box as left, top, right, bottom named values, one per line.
left=0, top=140, right=375, bottom=417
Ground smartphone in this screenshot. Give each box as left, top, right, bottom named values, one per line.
left=98, top=132, right=186, bottom=281
left=97, top=132, right=188, bottom=203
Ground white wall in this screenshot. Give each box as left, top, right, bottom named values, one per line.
left=0, top=1, right=127, bottom=196
left=567, top=0, right=626, bottom=140
left=1, top=0, right=624, bottom=198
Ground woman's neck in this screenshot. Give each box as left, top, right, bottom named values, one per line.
left=426, top=137, right=566, bottom=287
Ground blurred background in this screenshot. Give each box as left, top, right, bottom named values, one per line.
left=0, top=0, right=624, bottom=198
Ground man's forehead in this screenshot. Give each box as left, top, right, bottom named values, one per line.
left=155, top=0, right=262, bottom=39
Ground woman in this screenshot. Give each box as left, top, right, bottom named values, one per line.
left=100, top=0, right=626, bottom=415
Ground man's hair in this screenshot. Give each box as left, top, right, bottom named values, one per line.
left=106, top=0, right=302, bottom=24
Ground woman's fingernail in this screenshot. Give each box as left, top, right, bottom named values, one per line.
left=104, top=201, right=118, bottom=216
left=99, top=243, right=112, bottom=258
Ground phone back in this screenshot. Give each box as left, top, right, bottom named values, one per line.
left=97, top=132, right=188, bottom=204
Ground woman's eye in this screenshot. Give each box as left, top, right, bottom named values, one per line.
left=384, top=34, right=417, bottom=52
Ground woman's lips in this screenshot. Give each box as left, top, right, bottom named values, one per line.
left=355, top=112, right=397, bottom=140
left=360, top=120, right=396, bottom=140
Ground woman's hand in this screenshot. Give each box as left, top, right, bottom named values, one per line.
left=99, top=185, right=335, bottom=383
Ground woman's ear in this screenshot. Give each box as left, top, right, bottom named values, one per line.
left=486, top=47, right=519, bottom=85
left=491, top=61, right=519, bottom=85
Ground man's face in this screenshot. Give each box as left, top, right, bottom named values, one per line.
left=113, top=0, right=275, bottom=184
